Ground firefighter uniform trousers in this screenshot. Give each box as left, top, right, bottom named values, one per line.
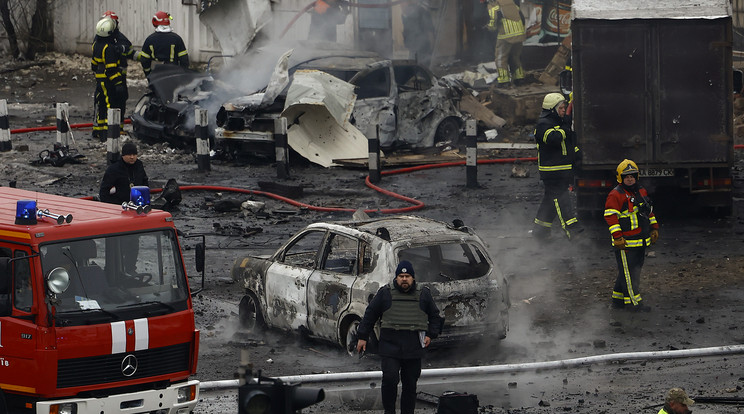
left=612, top=246, right=645, bottom=306
left=91, top=39, right=124, bottom=140
left=534, top=177, right=578, bottom=238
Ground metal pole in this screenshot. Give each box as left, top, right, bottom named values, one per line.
left=0, top=99, right=10, bottom=152
left=56, top=103, right=70, bottom=147
left=106, top=108, right=120, bottom=165
left=368, top=126, right=381, bottom=184
left=274, top=117, right=289, bottom=179
left=465, top=120, right=478, bottom=188
left=195, top=107, right=211, bottom=172
left=199, top=344, right=744, bottom=390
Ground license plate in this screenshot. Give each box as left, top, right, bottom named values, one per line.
left=639, top=168, right=674, bottom=177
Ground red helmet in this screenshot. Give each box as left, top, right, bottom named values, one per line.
left=102, top=10, right=118, bottom=21
left=152, top=11, right=171, bottom=27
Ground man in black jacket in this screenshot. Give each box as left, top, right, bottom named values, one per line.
left=99, top=142, right=149, bottom=205
left=356, top=260, right=443, bottom=414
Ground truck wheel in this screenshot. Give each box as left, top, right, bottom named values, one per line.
left=239, top=292, right=266, bottom=331
left=434, top=117, right=460, bottom=145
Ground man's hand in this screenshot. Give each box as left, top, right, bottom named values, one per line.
left=424, top=336, right=431, bottom=348
left=650, top=229, right=659, bottom=245
left=612, top=237, right=626, bottom=250
left=356, top=338, right=367, bottom=354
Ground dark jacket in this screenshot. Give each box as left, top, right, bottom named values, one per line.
left=99, top=158, right=149, bottom=204
left=140, top=31, right=189, bottom=76
left=534, top=110, right=579, bottom=180
left=91, top=36, right=123, bottom=87
left=357, top=279, right=442, bottom=359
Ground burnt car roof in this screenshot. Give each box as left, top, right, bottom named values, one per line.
left=306, top=215, right=477, bottom=244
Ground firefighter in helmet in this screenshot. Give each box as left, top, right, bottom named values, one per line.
left=604, top=159, right=659, bottom=312
left=101, top=11, right=135, bottom=119
left=91, top=16, right=126, bottom=141
left=532, top=92, right=582, bottom=241
left=138, top=11, right=190, bottom=77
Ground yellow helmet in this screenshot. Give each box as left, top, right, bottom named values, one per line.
left=542, top=93, right=566, bottom=110
left=96, top=16, right=116, bottom=38
left=616, top=159, right=639, bottom=183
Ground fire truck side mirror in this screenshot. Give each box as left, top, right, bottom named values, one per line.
left=195, top=243, right=205, bottom=273
left=0, top=258, right=10, bottom=316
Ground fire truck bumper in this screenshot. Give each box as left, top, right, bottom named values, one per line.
left=35, top=379, right=200, bottom=414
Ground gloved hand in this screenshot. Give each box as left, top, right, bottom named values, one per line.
left=650, top=229, right=659, bottom=245
left=612, top=237, right=626, bottom=250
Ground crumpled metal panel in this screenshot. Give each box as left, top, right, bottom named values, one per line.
left=282, top=70, right=369, bottom=167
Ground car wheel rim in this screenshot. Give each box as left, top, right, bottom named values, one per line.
left=345, top=320, right=360, bottom=356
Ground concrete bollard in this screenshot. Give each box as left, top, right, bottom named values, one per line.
left=274, top=117, right=289, bottom=179
left=195, top=107, right=211, bottom=172
left=106, top=108, right=121, bottom=165
left=466, top=119, right=478, bottom=188
left=56, top=103, right=70, bottom=147
left=368, top=126, right=381, bottom=184
left=0, top=99, right=10, bottom=152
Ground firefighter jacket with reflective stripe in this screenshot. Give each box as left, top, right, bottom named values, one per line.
left=139, top=31, right=190, bottom=76
left=487, top=0, right=526, bottom=43
left=604, top=184, right=659, bottom=248
left=91, top=36, right=123, bottom=85
left=657, top=407, right=671, bottom=414
left=534, top=110, right=578, bottom=180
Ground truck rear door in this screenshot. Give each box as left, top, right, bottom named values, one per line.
left=657, top=19, right=731, bottom=164
left=573, top=21, right=651, bottom=165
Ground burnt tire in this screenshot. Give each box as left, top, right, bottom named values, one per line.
left=239, top=292, right=266, bottom=331
left=343, top=317, right=377, bottom=357
left=434, top=117, right=461, bottom=145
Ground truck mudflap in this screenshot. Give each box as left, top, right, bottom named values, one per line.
left=34, top=380, right=199, bottom=414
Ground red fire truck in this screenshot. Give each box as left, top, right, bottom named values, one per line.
left=0, top=187, right=201, bottom=413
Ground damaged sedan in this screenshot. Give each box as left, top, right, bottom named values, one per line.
left=230, top=215, right=509, bottom=354
left=216, top=51, right=468, bottom=164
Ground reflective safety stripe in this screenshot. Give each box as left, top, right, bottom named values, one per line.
left=538, top=163, right=572, bottom=172
left=134, top=318, right=149, bottom=351
left=111, top=321, right=126, bottom=354
left=498, top=18, right=525, bottom=39
left=170, top=45, right=175, bottom=63
left=534, top=218, right=552, bottom=228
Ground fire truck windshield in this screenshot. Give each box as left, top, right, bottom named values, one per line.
left=40, top=230, right=189, bottom=325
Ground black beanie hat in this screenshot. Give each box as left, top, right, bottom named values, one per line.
left=395, top=260, right=415, bottom=278
left=121, top=142, right=138, bottom=156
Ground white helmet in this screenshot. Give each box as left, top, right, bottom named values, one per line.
left=96, top=16, right=116, bottom=38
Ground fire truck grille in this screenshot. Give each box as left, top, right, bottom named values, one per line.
left=57, top=343, right=191, bottom=388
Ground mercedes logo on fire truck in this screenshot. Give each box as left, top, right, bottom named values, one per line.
left=121, top=354, right=138, bottom=377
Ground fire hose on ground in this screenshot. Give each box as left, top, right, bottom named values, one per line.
left=200, top=343, right=744, bottom=390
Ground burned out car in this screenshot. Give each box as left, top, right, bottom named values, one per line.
left=215, top=52, right=467, bottom=160
left=230, top=215, right=509, bottom=354
left=131, top=64, right=226, bottom=147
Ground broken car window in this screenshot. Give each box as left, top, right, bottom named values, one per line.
left=393, top=65, right=432, bottom=92
left=281, top=230, right=326, bottom=269
left=322, top=233, right=358, bottom=275
left=355, top=67, right=391, bottom=99
left=398, top=242, right=490, bottom=283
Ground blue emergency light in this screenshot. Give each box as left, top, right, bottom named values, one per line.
left=130, top=186, right=151, bottom=206
left=15, top=200, right=38, bottom=225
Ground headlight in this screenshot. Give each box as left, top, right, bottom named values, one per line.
left=49, top=402, right=77, bottom=414
left=177, top=384, right=197, bottom=403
